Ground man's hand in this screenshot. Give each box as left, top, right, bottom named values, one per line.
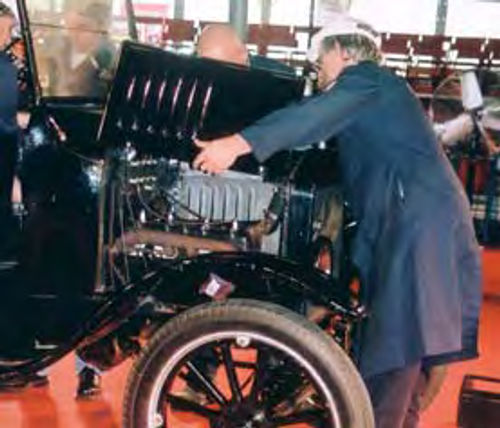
left=16, top=112, right=30, bottom=129
left=193, top=134, right=252, bottom=174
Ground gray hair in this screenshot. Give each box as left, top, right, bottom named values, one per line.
left=321, top=34, right=381, bottom=64
left=0, top=2, right=14, bottom=18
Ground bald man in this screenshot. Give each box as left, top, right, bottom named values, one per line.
left=197, top=24, right=248, bottom=66
left=197, top=24, right=295, bottom=76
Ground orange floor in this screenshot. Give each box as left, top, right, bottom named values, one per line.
left=0, top=251, right=499, bottom=428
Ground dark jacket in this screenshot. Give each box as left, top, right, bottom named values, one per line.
left=0, top=52, right=18, bottom=137
left=241, top=61, right=482, bottom=378
left=52, top=38, right=115, bottom=98
left=0, top=52, right=18, bottom=225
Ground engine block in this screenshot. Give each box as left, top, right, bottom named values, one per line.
left=126, top=160, right=284, bottom=255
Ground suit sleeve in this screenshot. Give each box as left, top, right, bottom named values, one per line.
left=0, top=59, right=18, bottom=135
left=241, top=73, right=378, bottom=162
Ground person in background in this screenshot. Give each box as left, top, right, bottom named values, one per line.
left=60, top=1, right=111, bottom=398
left=193, top=13, right=482, bottom=428
left=0, top=2, right=102, bottom=396
left=196, top=23, right=295, bottom=76
left=0, top=2, right=19, bottom=258
left=51, top=0, right=115, bottom=98
left=0, top=1, right=48, bottom=391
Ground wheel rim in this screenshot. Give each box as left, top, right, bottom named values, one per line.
left=146, top=330, right=343, bottom=428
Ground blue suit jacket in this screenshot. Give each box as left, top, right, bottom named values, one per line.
left=0, top=52, right=17, bottom=137
left=241, top=61, right=482, bottom=378
left=0, top=52, right=18, bottom=216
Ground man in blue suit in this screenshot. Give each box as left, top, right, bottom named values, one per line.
left=193, top=13, right=482, bottom=428
left=0, top=2, right=18, bottom=256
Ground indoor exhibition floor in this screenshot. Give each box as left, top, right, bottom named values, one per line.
left=0, top=250, right=499, bottom=428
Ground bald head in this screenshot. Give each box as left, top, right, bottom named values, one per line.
left=197, top=24, right=248, bottom=66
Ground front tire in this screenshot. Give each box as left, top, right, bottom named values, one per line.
left=123, top=299, right=373, bottom=428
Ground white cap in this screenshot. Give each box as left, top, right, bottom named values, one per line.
left=307, top=13, right=381, bottom=63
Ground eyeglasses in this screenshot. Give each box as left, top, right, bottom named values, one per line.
left=311, top=57, right=323, bottom=73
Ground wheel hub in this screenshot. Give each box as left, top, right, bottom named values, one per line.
left=216, top=402, right=268, bottom=428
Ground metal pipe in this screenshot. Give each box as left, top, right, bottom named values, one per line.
left=125, top=0, right=139, bottom=41
left=435, top=0, right=449, bottom=35
left=308, top=0, right=316, bottom=48
left=261, top=0, right=271, bottom=24
left=229, top=0, right=248, bottom=42
left=111, top=229, right=240, bottom=257
left=174, top=0, right=185, bottom=20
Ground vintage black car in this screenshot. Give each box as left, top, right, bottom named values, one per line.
left=0, top=1, right=374, bottom=426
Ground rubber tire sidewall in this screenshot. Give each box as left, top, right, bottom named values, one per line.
left=123, top=299, right=374, bottom=428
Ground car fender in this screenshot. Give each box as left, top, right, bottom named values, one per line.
left=145, top=251, right=355, bottom=317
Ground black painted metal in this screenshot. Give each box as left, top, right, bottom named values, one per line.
left=98, top=41, right=304, bottom=163
left=0, top=4, right=359, bottom=385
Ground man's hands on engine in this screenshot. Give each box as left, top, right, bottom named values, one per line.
left=193, top=134, right=252, bottom=174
